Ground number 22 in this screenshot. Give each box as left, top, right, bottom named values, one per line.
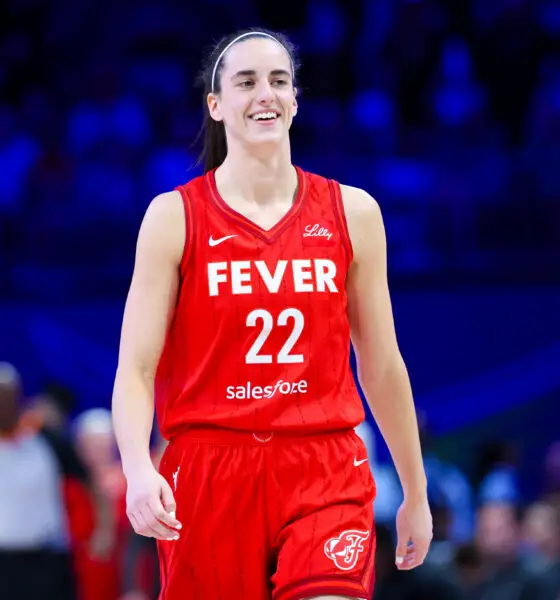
left=245, top=308, right=304, bottom=364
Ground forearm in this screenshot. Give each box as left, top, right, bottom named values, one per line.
left=112, top=368, right=155, bottom=477
left=359, top=356, right=427, bottom=498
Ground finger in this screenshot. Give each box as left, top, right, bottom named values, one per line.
left=399, top=547, right=420, bottom=570
left=159, top=481, right=182, bottom=529
left=397, top=557, right=417, bottom=570
left=396, top=539, right=417, bottom=569
left=399, top=555, right=423, bottom=570
left=399, top=552, right=417, bottom=569
left=150, top=499, right=181, bottom=532
left=143, top=504, right=179, bottom=540
left=160, top=479, right=177, bottom=514
left=399, top=542, right=429, bottom=570
left=132, top=510, right=159, bottom=538
left=158, top=508, right=182, bottom=531
left=127, top=512, right=143, bottom=535
left=395, top=535, right=410, bottom=567
left=139, top=506, right=176, bottom=540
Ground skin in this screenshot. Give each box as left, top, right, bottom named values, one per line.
left=112, top=36, right=432, bottom=598
left=208, top=37, right=300, bottom=230
left=0, top=364, right=21, bottom=434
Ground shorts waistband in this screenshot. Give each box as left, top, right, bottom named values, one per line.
left=167, top=426, right=355, bottom=446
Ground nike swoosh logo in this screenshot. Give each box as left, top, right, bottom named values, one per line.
left=209, top=234, right=238, bottom=247
left=353, top=457, right=368, bottom=467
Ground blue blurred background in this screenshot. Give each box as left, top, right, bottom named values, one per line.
left=1, top=0, right=559, bottom=599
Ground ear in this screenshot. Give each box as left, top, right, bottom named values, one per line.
left=292, top=87, right=298, bottom=117
left=207, top=92, right=223, bottom=122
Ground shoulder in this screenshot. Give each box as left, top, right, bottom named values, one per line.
left=143, top=190, right=184, bottom=227
left=137, top=190, right=185, bottom=264
left=302, top=169, right=382, bottom=223
left=143, top=173, right=206, bottom=233
left=339, top=184, right=381, bottom=220
left=338, top=184, right=385, bottom=255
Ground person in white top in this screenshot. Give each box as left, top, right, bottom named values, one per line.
left=0, top=363, right=75, bottom=600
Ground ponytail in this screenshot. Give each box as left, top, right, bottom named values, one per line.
left=200, top=113, right=227, bottom=174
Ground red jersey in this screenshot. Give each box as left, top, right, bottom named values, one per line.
left=155, top=167, right=365, bottom=438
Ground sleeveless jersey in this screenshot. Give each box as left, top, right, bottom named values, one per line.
left=155, top=167, right=365, bottom=438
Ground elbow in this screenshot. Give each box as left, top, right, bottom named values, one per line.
left=356, top=352, right=408, bottom=393
left=115, top=361, right=155, bottom=385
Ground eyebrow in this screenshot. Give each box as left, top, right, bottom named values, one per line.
left=231, top=69, right=292, bottom=80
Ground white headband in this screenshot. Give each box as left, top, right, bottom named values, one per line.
left=211, top=32, right=295, bottom=93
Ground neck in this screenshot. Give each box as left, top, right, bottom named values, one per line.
left=216, top=140, right=296, bottom=206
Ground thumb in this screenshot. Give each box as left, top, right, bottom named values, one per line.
left=395, top=517, right=410, bottom=566
left=160, top=478, right=176, bottom=515
left=395, top=534, right=409, bottom=567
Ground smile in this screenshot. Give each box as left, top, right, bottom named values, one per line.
left=250, top=111, right=280, bottom=122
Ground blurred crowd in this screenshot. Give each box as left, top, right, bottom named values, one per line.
left=1, top=363, right=559, bottom=600
left=0, top=363, right=161, bottom=600
left=1, top=0, right=560, bottom=298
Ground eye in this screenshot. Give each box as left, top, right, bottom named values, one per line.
left=238, top=80, right=255, bottom=88
left=273, top=79, right=289, bottom=87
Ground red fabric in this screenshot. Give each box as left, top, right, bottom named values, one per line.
left=156, top=428, right=376, bottom=600
left=155, top=168, right=364, bottom=438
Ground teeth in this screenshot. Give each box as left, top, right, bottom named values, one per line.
left=252, top=112, right=278, bottom=120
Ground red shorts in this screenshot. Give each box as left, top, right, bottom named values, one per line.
left=157, top=428, right=376, bottom=600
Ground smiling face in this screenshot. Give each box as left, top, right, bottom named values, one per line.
left=207, top=37, right=298, bottom=152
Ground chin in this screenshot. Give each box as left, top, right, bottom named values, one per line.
left=246, top=129, right=287, bottom=148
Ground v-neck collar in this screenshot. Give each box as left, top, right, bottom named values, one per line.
left=206, top=166, right=308, bottom=244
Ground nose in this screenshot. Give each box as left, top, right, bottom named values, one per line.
left=255, top=80, right=275, bottom=104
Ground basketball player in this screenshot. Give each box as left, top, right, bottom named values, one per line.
left=112, top=28, right=432, bottom=600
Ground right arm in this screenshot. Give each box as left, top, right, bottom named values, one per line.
left=112, top=191, right=184, bottom=539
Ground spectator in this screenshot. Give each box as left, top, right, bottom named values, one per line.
left=0, top=363, right=76, bottom=600
left=72, top=408, right=127, bottom=600
left=26, top=386, right=117, bottom=596
left=520, top=501, right=560, bottom=598
left=469, top=501, right=554, bottom=600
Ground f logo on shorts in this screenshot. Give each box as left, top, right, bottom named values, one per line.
left=324, top=529, right=370, bottom=571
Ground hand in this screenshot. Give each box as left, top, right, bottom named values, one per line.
left=125, top=464, right=182, bottom=541
left=395, top=495, right=433, bottom=570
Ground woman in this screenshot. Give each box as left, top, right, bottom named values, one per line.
left=112, top=28, right=432, bottom=600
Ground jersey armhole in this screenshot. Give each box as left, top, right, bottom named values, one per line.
left=174, top=184, right=195, bottom=278
left=328, top=179, right=353, bottom=266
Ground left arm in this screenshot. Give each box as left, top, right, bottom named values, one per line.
left=342, top=184, right=432, bottom=569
